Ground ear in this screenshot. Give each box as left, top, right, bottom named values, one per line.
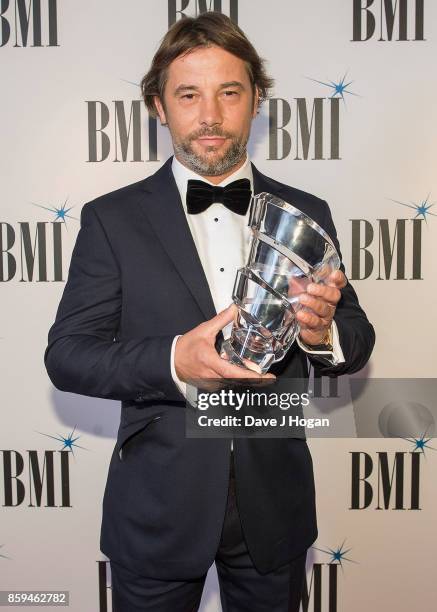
left=154, top=96, right=167, bottom=125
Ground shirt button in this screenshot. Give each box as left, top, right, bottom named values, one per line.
left=220, top=267, right=224, bottom=272
left=214, top=218, right=219, bottom=222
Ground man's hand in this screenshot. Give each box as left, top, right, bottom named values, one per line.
left=296, top=270, right=347, bottom=346
left=175, top=304, right=276, bottom=383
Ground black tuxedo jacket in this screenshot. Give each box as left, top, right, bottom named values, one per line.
left=44, top=158, right=374, bottom=580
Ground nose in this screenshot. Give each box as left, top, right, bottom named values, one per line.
left=198, top=95, right=223, bottom=128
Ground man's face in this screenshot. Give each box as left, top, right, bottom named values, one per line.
left=154, top=45, right=258, bottom=180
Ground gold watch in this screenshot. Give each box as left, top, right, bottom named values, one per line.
left=304, top=326, right=334, bottom=352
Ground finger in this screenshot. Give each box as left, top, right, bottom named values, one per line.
left=205, top=304, right=237, bottom=335
left=288, top=275, right=310, bottom=299
left=299, top=293, right=334, bottom=318
left=326, top=270, right=347, bottom=289
left=296, top=309, right=325, bottom=330
left=218, top=359, right=266, bottom=379
left=306, top=283, right=341, bottom=306
left=211, top=353, right=275, bottom=380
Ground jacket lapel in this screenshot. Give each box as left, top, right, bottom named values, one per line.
left=137, top=158, right=217, bottom=321
left=251, top=162, right=285, bottom=199
left=136, top=159, right=278, bottom=323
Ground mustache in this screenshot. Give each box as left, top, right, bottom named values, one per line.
left=187, top=127, right=235, bottom=141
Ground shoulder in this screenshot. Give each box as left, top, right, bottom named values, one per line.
left=252, top=165, right=330, bottom=223
left=80, top=159, right=172, bottom=221
left=83, top=178, right=146, bottom=215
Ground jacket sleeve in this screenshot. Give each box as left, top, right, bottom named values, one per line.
left=44, top=201, right=183, bottom=403
left=307, top=200, right=376, bottom=376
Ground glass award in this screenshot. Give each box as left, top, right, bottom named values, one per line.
left=222, top=192, right=341, bottom=373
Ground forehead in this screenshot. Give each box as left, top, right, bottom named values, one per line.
left=166, top=45, right=250, bottom=88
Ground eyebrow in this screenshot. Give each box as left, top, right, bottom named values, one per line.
left=173, top=81, right=246, bottom=96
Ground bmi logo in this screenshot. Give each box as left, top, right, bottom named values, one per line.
left=349, top=196, right=435, bottom=280
left=0, top=427, right=83, bottom=508
left=1, top=450, right=71, bottom=507
left=0, top=199, right=75, bottom=282
left=87, top=100, right=159, bottom=163
left=301, top=540, right=355, bottom=612
left=352, top=0, right=425, bottom=41
left=349, top=435, right=433, bottom=510
left=168, top=0, right=238, bottom=27
left=0, top=0, right=59, bottom=47
left=268, top=97, right=341, bottom=161
left=268, top=73, right=358, bottom=162
left=350, top=394, right=436, bottom=510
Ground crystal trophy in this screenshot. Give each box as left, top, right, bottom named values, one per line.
left=222, top=192, right=341, bottom=373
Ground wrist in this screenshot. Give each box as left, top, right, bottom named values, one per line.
left=300, top=324, right=333, bottom=351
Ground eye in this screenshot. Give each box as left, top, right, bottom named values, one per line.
left=180, top=93, right=197, bottom=100
left=223, top=90, right=238, bottom=97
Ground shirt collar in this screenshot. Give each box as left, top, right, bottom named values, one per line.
left=171, top=154, right=253, bottom=209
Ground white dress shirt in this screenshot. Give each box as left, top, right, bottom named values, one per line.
left=172, top=154, right=253, bottom=324
left=169, top=155, right=345, bottom=449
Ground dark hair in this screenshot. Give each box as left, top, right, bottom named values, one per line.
left=141, top=12, right=274, bottom=116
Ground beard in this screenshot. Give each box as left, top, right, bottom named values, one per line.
left=171, top=126, right=248, bottom=176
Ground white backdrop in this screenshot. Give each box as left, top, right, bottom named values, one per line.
left=1, top=1, right=436, bottom=610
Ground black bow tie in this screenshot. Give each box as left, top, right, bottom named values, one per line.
left=186, top=178, right=251, bottom=215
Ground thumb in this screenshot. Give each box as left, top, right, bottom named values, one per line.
left=206, top=304, right=237, bottom=335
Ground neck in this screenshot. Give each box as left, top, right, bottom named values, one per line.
left=174, top=154, right=247, bottom=185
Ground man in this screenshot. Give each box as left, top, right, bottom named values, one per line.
left=44, top=12, right=374, bottom=612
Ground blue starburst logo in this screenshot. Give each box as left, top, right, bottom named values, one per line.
left=391, top=195, right=436, bottom=223
left=312, top=539, right=357, bottom=569
left=306, top=71, right=358, bottom=104
left=0, top=544, right=11, bottom=560
left=31, top=198, right=78, bottom=228
left=404, top=429, right=436, bottom=455
left=37, top=426, right=87, bottom=455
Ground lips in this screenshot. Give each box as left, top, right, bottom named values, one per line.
left=197, top=137, right=227, bottom=147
